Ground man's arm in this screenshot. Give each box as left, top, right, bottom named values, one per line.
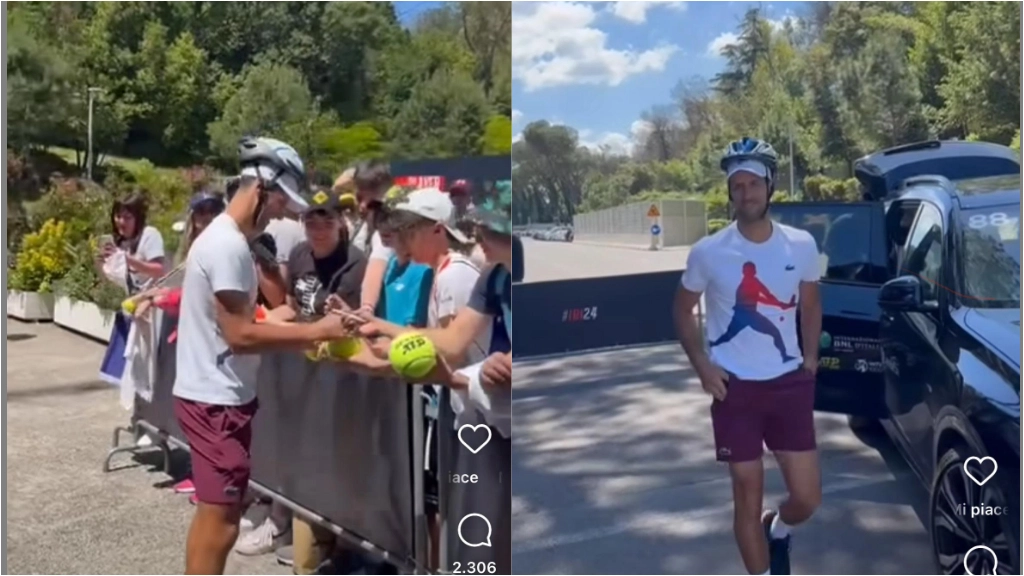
left=673, top=287, right=713, bottom=374
left=754, top=279, right=788, bottom=308
left=798, top=235, right=823, bottom=371
left=798, top=281, right=821, bottom=367
left=215, top=291, right=331, bottom=354
left=368, top=306, right=492, bottom=362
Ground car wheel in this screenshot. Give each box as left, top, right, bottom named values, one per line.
left=930, top=444, right=1019, bottom=575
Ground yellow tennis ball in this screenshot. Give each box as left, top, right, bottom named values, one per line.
left=389, top=333, right=437, bottom=379
left=326, top=337, right=361, bottom=360
left=121, top=299, right=137, bottom=315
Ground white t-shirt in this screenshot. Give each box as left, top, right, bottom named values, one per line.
left=127, top=226, right=166, bottom=293
left=681, top=222, right=820, bottom=381
left=264, top=217, right=305, bottom=264
left=173, top=214, right=261, bottom=406
left=427, top=252, right=492, bottom=421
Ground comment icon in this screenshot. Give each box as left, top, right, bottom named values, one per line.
left=963, top=545, right=998, bottom=575
left=457, top=513, right=492, bottom=548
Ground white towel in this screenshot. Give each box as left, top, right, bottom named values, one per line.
left=120, top=312, right=159, bottom=409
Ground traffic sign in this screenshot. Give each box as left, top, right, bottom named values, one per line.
left=647, top=204, right=661, bottom=218
left=650, top=224, right=661, bottom=236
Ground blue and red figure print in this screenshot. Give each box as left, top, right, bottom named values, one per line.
left=709, top=261, right=797, bottom=362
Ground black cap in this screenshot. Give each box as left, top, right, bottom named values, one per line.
left=302, top=188, right=343, bottom=215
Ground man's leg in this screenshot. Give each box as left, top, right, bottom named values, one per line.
left=711, top=376, right=770, bottom=574
left=762, top=370, right=821, bottom=574
left=186, top=502, right=243, bottom=575
left=729, top=461, right=769, bottom=574
left=773, top=450, right=822, bottom=528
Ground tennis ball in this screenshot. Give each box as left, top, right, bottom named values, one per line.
left=326, top=337, right=362, bottom=360
left=121, top=299, right=137, bottom=315
left=389, top=333, right=437, bottom=379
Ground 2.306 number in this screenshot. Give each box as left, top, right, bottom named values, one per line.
left=453, top=561, right=497, bottom=574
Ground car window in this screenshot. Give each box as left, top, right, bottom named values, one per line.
left=771, top=204, right=885, bottom=284
left=901, top=204, right=943, bottom=300
left=959, top=205, right=1020, bottom=308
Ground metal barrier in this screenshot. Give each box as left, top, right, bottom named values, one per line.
left=103, top=314, right=429, bottom=573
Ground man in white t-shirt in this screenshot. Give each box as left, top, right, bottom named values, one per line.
left=173, top=137, right=352, bottom=575
left=673, top=138, right=822, bottom=576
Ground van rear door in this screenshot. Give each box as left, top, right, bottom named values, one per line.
left=771, top=202, right=890, bottom=417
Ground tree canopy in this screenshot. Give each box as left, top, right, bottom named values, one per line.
left=7, top=1, right=512, bottom=177
left=513, top=2, right=1021, bottom=225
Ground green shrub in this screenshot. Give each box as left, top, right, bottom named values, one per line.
left=707, top=219, right=729, bottom=234
left=53, top=239, right=127, bottom=311
left=9, top=219, right=72, bottom=293
left=703, top=185, right=729, bottom=220
left=1011, top=130, right=1020, bottom=152
left=26, top=178, right=112, bottom=245
left=804, top=175, right=860, bottom=201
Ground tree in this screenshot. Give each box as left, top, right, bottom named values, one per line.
left=481, top=116, right=513, bottom=155
left=207, top=62, right=319, bottom=162
left=389, top=70, right=490, bottom=159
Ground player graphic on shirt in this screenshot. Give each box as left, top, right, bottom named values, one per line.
left=710, top=261, right=798, bottom=362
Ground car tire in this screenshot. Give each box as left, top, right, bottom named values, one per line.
left=847, top=415, right=883, bottom=436
left=929, top=444, right=1019, bottom=575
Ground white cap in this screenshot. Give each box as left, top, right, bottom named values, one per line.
left=395, top=188, right=470, bottom=244
left=726, top=159, right=769, bottom=181
left=240, top=164, right=307, bottom=214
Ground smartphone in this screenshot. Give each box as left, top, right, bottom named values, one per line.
left=98, top=234, right=115, bottom=252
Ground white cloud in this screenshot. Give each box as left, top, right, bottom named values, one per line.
left=706, top=32, right=738, bottom=57
left=609, top=1, right=687, bottom=24
left=578, top=120, right=653, bottom=156
left=511, top=109, right=523, bottom=123
left=513, top=2, right=678, bottom=92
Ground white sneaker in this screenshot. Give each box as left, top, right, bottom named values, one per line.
left=234, top=516, right=288, bottom=556
left=239, top=502, right=270, bottom=533
left=136, top=435, right=153, bottom=447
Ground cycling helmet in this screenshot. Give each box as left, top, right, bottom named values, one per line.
left=237, top=137, right=308, bottom=213
left=721, top=137, right=779, bottom=197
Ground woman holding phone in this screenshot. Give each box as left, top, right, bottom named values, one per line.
left=98, top=192, right=166, bottom=387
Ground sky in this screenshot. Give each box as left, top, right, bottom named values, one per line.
left=512, top=1, right=804, bottom=154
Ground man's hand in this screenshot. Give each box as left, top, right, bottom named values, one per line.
left=368, top=336, right=392, bottom=359
left=481, top=353, right=512, bottom=388
left=696, top=362, right=729, bottom=401
left=357, top=318, right=389, bottom=338
left=801, top=355, right=818, bottom=377
left=324, top=294, right=351, bottom=314
left=312, top=312, right=353, bottom=342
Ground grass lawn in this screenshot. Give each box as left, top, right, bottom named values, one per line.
left=47, top=146, right=155, bottom=174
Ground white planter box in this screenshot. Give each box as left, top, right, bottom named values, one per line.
left=53, top=296, right=116, bottom=343
left=7, top=291, right=56, bottom=321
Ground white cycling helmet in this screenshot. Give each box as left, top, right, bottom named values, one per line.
left=238, top=137, right=309, bottom=213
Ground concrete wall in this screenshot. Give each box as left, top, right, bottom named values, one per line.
left=573, top=199, right=707, bottom=247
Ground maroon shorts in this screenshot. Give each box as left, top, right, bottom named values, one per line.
left=711, top=369, right=816, bottom=463
left=174, top=396, right=259, bottom=505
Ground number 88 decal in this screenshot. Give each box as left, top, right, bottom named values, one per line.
left=968, top=212, right=1018, bottom=229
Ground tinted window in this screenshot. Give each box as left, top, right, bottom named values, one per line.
left=959, top=204, right=1020, bottom=308
left=771, top=205, right=882, bottom=283
left=902, top=205, right=943, bottom=300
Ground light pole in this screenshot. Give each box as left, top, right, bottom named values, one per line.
left=86, top=87, right=102, bottom=181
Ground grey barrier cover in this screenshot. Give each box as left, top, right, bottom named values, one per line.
left=133, top=316, right=419, bottom=562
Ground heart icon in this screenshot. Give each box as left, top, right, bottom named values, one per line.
left=458, top=424, right=492, bottom=454
left=963, top=456, right=998, bottom=486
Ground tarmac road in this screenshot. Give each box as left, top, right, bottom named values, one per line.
left=511, top=241, right=935, bottom=574
left=511, top=345, right=935, bottom=575
left=520, top=238, right=689, bottom=283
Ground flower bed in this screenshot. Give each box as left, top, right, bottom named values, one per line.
left=6, top=291, right=55, bottom=321
left=53, top=296, right=116, bottom=343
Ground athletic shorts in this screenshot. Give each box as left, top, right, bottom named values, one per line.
left=174, top=396, right=259, bottom=505
left=710, top=369, right=816, bottom=463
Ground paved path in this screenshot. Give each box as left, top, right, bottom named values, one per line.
left=521, top=239, right=689, bottom=283
left=512, top=344, right=935, bottom=575
left=5, top=319, right=286, bottom=575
